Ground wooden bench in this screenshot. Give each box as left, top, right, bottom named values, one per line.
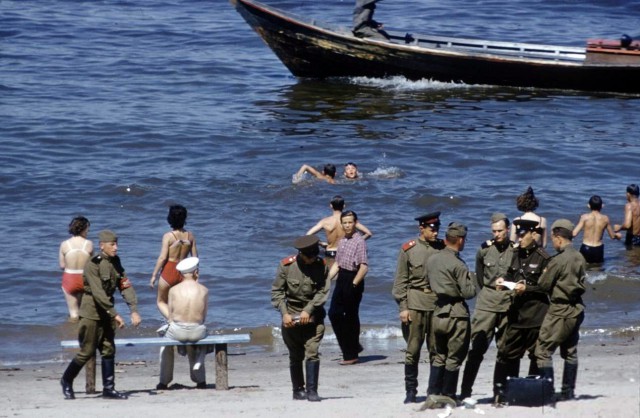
left=61, top=334, right=251, bottom=392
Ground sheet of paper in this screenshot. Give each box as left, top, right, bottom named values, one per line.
left=501, top=281, right=517, bottom=290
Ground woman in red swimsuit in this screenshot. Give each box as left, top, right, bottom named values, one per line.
left=58, top=216, right=93, bottom=321
left=150, top=205, right=198, bottom=318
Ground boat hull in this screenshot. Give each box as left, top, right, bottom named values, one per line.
left=231, top=0, right=640, bottom=93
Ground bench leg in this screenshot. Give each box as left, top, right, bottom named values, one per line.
left=215, top=344, right=229, bottom=390
left=85, top=354, right=97, bottom=394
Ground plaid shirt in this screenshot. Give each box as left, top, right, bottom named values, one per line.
left=335, top=233, right=368, bottom=272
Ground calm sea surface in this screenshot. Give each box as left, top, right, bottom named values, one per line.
left=1, top=0, right=639, bottom=365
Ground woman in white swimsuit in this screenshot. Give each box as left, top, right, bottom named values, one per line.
left=58, top=216, right=93, bottom=321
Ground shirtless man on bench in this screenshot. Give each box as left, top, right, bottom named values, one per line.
left=157, top=257, right=210, bottom=390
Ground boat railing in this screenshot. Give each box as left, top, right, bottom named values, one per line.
left=387, top=31, right=586, bottom=62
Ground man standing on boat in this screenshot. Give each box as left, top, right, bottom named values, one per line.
left=352, top=0, right=389, bottom=40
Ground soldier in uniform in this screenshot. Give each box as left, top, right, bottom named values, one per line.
left=460, top=213, right=515, bottom=400
left=426, top=222, right=476, bottom=401
left=271, top=235, right=331, bottom=402
left=60, top=230, right=141, bottom=400
left=391, top=211, right=445, bottom=404
left=492, top=219, right=550, bottom=404
left=535, top=219, right=586, bottom=401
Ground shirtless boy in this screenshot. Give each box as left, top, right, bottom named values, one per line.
left=295, top=164, right=337, bottom=184
left=572, top=195, right=618, bottom=263
left=343, top=162, right=360, bottom=179
left=306, top=195, right=372, bottom=265
left=614, top=184, right=640, bottom=247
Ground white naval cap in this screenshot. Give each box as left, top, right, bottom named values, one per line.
left=176, top=257, right=199, bottom=274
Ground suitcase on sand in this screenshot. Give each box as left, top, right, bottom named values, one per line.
left=505, top=375, right=555, bottom=406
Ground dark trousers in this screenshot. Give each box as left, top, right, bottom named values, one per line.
left=328, top=269, right=364, bottom=361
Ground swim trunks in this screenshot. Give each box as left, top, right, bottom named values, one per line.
left=161, top=260, right=182, bottom=286
left=625, top=234, right=640, bottom=247
left=324, top=249, right=337, bottom=258
left=579, top=244, right=604, bottom=264
left=62, top=271, right=84, bottom=294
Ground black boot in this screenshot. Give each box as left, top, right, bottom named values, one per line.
left=290, top=362, right=306, bottom=400
left=539, top=366, right=554, bottom=385
left=528, top=352, right=540, bottom=376
left=507, top=359, right=521, bottom=379
left=101, top=357, right=128, bottom=400
left=492, top=361, right=509, bottom=405
left=441, top=369, right=460, bottom=400
left=305, top=361, right=321, bottom=402
left=560, top=363, right=578, bottom=400
left=403, top=364, right=418, bottom=403
left=427, top=365, right=444, bottom=396
left=460, top=352, right=482, bottom=399
left=61, top=359, right=83, bottom=400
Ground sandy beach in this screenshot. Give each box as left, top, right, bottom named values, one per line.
left=2, top=335, right=638, bottom=418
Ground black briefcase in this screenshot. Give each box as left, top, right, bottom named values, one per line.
left=505, top=376, right=555, bottom=406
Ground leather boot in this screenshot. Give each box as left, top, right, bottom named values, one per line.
left=460, top=352, right=482, bottom=399
left=403, top=364, right=418, bottom=403
left=507, top=359, right=520, bottom=379
left=61, top=359, right=83, bottom=400
left=560, top=363, right=578, bottom=400
left=492, top=361, right=509, bottom=405
left=426, top=365, right=444, bottom=396
left=441, top=369, right=460, bottom=400
left=305, top=361, right=321, bottom=402
left=101, top=357, right=128, bottom=399
left=290, top=362, right=306, bottom=400
left=528, top=352, right=540, bottom=376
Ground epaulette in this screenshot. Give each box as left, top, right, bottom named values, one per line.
left=402, top=240, right=417, bottom=251
left=281, top=255, right=297, bottom=266
left=481, top=239, right=494, bottom=249
left=119, top=277, right=132, bottom=290
left=91, top=254, right=102, bottom=264
left=536, top=247, right=551, bottom=259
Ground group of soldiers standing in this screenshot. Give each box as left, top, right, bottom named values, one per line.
left=392, top=211, right=586, bottom=407
left=270, top=203, right=585, bottom=407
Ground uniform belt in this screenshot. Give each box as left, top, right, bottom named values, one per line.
left=410, top=287, right=433, bottom=294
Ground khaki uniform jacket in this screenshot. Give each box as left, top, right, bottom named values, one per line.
left=392, top=238, right=444, bottom=312
left=475, top=240, right=515, bottom=313
left=505, top=243, right=550, bottom=328
left=428, top=247, right=476, bottom=318
left=80, top=252, right=138, bottom=321
left=271, top=255, right=331, bottom=319
left=538, top=244, right=586, bottom=318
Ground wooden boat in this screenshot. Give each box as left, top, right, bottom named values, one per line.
left=230, top=0, right=640, bottom=93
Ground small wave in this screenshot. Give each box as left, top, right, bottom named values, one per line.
left=348, top=75, right=480, bottom=91
left=582, top=325, right=640, bottom=338
left=366, top=166, right=404, bottom=179
left=273, top=324, right=403, bottom=340
left=586, top=270, right=609, bottom=284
